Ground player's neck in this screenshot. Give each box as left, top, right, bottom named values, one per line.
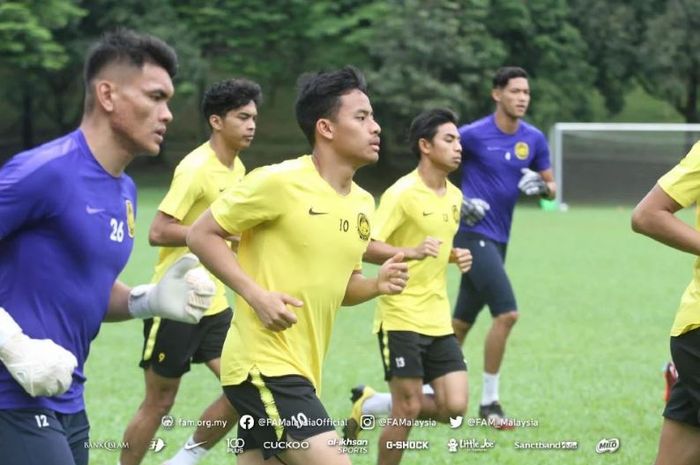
left=209, top=136, right=240, bottom=169
left=417, top=161, right=447, bottom=194
left=494, top=110, right=520, bottom=135
left=310, top=149, right=354, bottom=195
left=80, top=117, right=133, bottom=176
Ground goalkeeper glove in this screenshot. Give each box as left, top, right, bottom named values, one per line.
left=0, top=307, right=77, bottom=397
left=128, top=254, right=215, bottom=324
left=518, top=168, right=550, bottom=196
left=461, top=198, right=490, bottom=226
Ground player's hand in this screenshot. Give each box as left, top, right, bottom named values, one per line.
left=128, top=254, right=216, bottom=324
left=408, top=236, right=442, bottom=260
left=518, top=168, right=549, bottom=196
left=450, top=248, right=473, bottom=273
left=0, top=307, right=77, bottom=397
left=461, top=198, right=490, bottom=226
left=377, top=253, right=409, bottom=295
left=249, top=290, right=302, bottom=331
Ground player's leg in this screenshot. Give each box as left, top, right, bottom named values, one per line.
left=120, top=317, right=194, bottom=465
left=655, top=329, right=700, bottom=465
left=61, top=410, right=91, bottom=465
left=377, top=376, right=423, bottom=465
left=166, top=309, right=237, bottom=465
left=423, top=335, right=468, bottom=423
left=469, top=238, right=517, bottom=422
left=0, top=408, right=77, bottom=465
left=223, top=370, right=348, bottom=465
left=452, top=231, right=487, bottom=345
left=654, top=419, right=700, bottom=465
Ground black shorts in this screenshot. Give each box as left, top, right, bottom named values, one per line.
left=664, top=327, right=700, bottom=427
left=377, top=329, right=467, bottom=383
left=139, top=308, right=232, bottom=377
left=0, top=408, right=90, bottom=465
left=452, top=231, right=517, bottom=324
left=223, top=371, right=335, bottom=460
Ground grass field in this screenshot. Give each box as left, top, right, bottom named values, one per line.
left=84, top=186, right=695, bottom=465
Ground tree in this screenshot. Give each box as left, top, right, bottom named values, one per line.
left=0, top=0, right=85, bottom=148
left=366, top=0, right=505, bottom=166
left=485, top=0, right=596, bottom=128
left=638, top=0, right=700, bottom=123
left=568, top=0, right=641, bottom=115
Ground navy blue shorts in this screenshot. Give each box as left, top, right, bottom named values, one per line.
left=0, top=408, right=90, bottom=465
left=452, top=231, right=517, bottom=324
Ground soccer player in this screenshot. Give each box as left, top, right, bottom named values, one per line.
left=0, top=30, right=216, bottom=465
left=453, top=66, right=556, bottom=424
left=632, top=145, right=700, bottom=465
left=347, top=109, right=472, bottom=465
left=119, top=78, right=262, bottom=465
left=187, top=66, right=409, bottom=465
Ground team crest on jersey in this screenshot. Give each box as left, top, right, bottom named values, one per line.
left=357, top=213, right=370, bottom=241
left=125, top=199, right=135, bottom=238
left=514, top=142, right=529, bottom=160
left=452, top=204, right=460, bottom=223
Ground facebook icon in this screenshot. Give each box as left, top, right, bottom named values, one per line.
left=239, top=414, right=255, bottom=430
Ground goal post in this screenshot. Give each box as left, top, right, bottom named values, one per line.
left=548, top=123, right=700, bottom=208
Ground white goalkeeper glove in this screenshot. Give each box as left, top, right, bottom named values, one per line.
left=518, top=168, right=550, bottom=196
left=461, top=197, right=490, bottom=226
left=128, top=254, right=216, bottom=324
left=0, top=307, right=77, bottom=397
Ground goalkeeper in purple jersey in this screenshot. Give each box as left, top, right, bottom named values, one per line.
left=453, top=67, right=556, bottom=425
left=0, top=30, right=215, bottom=465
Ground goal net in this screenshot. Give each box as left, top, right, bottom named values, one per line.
left=549, top=123, right=700, bottom=207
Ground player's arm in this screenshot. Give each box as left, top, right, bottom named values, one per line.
left=187, top=209, right=301, bottom=331
left=149, top=210, right=188, bottom=246
left=342, top=253, right=408, bottom=306
left=363, top=237, right=442, bottom=264
left=103, top=258, right=215, bottom=324
left=632, top=184, right=700, bottom=254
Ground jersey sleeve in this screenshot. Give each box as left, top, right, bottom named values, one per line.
left=0, top=157, right=60, bottom=240
left=658, top=143, right=700, bottom=207
left=529, top=130, right=552, bottom=172
left=371, top=188, right=405, bottom=242
left=158, top=163, right=202, bottom=220
left=210, top=166, right=284, bottom=235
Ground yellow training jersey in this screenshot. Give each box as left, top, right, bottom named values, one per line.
left=372, top=169, right=462, bottom=336
left=211, top=155, right=374, bottom=391
left=152, top=141, right=246, bottom=316
left=658, top=142, right=700, bottom=336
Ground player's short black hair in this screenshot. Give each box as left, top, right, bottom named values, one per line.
left=492, top=66, right=528, bottom=89
left=294, top=66, right=368, bottom=145
left=408, top=108, right=458, bottom=158
left=83, top=29, right=177, bottom=109
left=202, top=79, right=262, bottom=127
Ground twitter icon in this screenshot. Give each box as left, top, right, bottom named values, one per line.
left=449, top=416, right=463, bottom=428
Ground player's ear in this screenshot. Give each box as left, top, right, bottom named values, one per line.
left=418, top=137, right=432, bottom=156
left=94, top=80, right=116, bottom=113
left=316, top=118, right=334, bottom=141
left=491, top=88, right=501, bottom=104
left=209, top=114, right=222, bottom=131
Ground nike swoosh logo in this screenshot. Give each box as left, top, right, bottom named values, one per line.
left=219, top=188, right=226, bottom=192
left=308, top=208, right=328, bottom=215
left=184, top=441, right=207, bottom=450
left=422, top=212, right=433, bottom=216
left=86, top=206, right=105, bottom=214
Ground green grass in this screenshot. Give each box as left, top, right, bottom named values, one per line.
left=85, top=188, right=693, bottom=465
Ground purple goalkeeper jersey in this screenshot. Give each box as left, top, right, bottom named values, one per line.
left=0, top=129, right=136, bottom=413
left=458, top=114, right=551, bottom=243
